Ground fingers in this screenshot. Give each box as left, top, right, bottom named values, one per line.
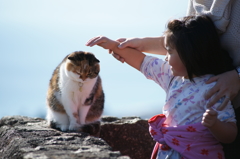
left=217, top=96, right=230, bottom=111
left=206, top=90, right=221, bottom=108
left=205, top=108, right=218, bottom=116
left=206, top=91, right=235, bottom=110
left=116, top=38, right=126, bottom=43
left=112, top=53, right=125, bottom=63
left=206, top=86, right=234, bottom=110
left=85, top=36, right=106, bottom=47
left=85, top=36, right=100, bottom=46
left=202, top=108, right=218, bottom=128
left=205, top=76, right=219, bottom=84
left=204, top=79, right=223, bottom=108
left=112, top=53, right=120, bottom=59
left=204, top=76, right=220, bottom=100
left=118, top=40, right=131, bottom=49
left=205, top=70, right=240, bottom=109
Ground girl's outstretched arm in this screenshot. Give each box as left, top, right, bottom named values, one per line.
left=86, top=36, right=146, bottom=71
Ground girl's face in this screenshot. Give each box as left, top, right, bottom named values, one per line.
left=164, top=36, right=188, bottom=78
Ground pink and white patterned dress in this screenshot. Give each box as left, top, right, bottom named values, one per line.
left=140, top=56, right=236, bottom=159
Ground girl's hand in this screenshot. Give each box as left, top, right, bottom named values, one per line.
left=86, top=36, right=118, bottom=50
left=202, top=108, right=218, bottom=128
left=204, top=70, right=240, bottom=110
left=202, top=108, right=237, bottom=143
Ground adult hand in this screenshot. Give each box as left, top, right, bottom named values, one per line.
left=202, top=108, right=218, bottom=128
left=117, top=38, right=144, bottom=51
left=205, top=70, right=240, bottom=110
left=110, top=38, right=144, bottom=63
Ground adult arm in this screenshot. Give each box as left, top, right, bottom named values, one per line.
left=117, top=36, right=167, bottom=55
left=112, top=36, right=167, bottom=63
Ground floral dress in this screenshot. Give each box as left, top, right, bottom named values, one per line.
left=140, top=56, right=236, bottom=159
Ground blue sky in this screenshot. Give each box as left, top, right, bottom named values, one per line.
left=0, top=0, right=187, bottom=119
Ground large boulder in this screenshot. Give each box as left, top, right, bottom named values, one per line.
left=100, top=116, right=155, bottom=159
left=0, top=116, right=155, bottom=159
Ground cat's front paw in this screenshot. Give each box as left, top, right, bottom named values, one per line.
left=51, top=122, right=69, bottom=132
left=59, top=125, right=69, bottom=132
left=69, top=123, right=81, bottom=131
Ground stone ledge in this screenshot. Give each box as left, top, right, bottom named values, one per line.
left=100, top=116, right=155, bottom=159
left=0, top=116, right=155, bottom=159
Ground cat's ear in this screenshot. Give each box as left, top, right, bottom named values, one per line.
left=95, top=58, right=100, bottom=63
left=68, top=56, right=75, bottom=61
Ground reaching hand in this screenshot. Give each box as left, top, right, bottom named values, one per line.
left=201, top=108, right=218, bottom=128
left=117, top=38, right=144, bottom=51
left=86, top=36, right=118, bottom=50
left=110, top=37, right=144, bottom=63
left=204, top=70, right=240, bottom=110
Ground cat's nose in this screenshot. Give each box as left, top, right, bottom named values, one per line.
left=81, top=76, right=87, bottom=81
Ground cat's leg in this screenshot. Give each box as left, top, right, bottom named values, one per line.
left=53, top=112, right=69, bottom=131
left=63, top=105, right=81, bottom=131
left=78, top=105, right=101, bottom=136
left=78, top=105, right=91, bottom=125
left=46, top=108, right=69, bottom=131
left=61, top=95, right=81, bottom=131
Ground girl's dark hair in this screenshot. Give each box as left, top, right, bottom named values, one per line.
left=164, top=15, right=234, bottom=82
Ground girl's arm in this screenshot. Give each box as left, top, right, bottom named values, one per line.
left=202, top=108, right=237, bottom=143
left=86, top=36, right=146, bottom=71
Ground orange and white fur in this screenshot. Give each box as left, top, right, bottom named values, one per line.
left=46, top=51, right=104, bottom=133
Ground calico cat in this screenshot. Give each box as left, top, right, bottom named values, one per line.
left=46, top=51, right=104, bottom=135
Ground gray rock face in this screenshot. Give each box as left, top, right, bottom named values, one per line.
left=0, top=116, right=155, bottom=159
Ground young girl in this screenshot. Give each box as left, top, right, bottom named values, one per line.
left=86, top=15, right=237, bottom=159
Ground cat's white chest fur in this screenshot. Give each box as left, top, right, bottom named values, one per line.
left=69, top=79, right=97, bottom=106
left=59, top=61, right=97, bottom=105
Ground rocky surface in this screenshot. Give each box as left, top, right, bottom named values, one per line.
left=0, top=116, right=155, bottom=159
left=100, top=116, right=155, bottom=159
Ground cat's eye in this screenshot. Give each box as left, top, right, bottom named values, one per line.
left=88, top=72, right=94, bottom=76
left=75, top=71, right=80, bottom=75
left=74, top=72, right=80, bottom=76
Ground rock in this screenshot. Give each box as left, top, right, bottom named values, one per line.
left=0, top=116, right=129, bottom=159
left=100, top=116, right=155, bottom=159
left=0, top=116, right=155, bottom=159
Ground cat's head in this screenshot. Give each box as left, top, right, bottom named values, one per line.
left=65, top=51, right=100, bottom=82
